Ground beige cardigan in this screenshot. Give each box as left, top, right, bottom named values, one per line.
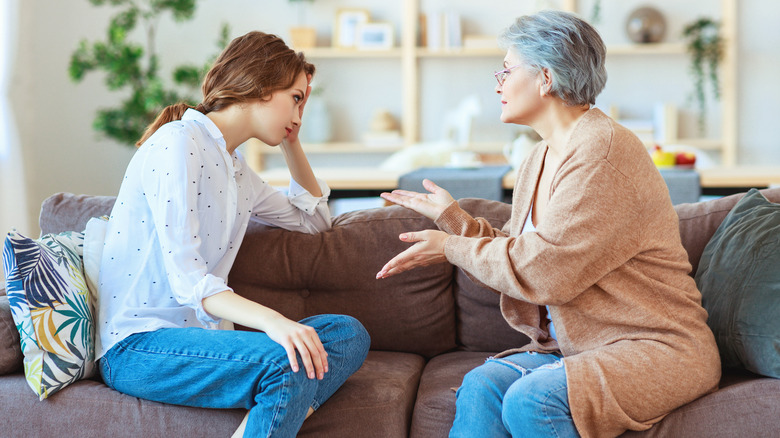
left=436, top=109, right=720, bottom=437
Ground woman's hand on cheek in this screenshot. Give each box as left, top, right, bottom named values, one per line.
left=376, top=230, right=449, bottom=279
left=300, top=73, right=312, bottom=119
left=282, top=74, right=313, bottom=145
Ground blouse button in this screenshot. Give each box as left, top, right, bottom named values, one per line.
left=299, top=289, right=311, bottom=298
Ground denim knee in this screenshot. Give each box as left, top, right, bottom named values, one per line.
left=339, top=315, right=370, bottom=354
left=502, top=379, right=545, bottom=423
left=458, top=365, right=496, bottom=398
left=317, top=315, right=370, bottom=360
left=501, top=370, right=572, bottom=436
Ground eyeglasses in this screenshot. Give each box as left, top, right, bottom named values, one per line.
left=494, top=64, right=523, bottom=86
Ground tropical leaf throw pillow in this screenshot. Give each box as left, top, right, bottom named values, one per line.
left=2, top=230, right=95, bottom=400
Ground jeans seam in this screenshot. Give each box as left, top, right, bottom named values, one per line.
left=117, top=339, right=291, bottom=371
left=265, top=371, right=290, bottom=438
left=309, top=344, right=345, bottom=411
left=101, top=357, right=112, bottom=387
left=541, top=381, right=569, bottom=438
left=309, top=318, right=368, bottom=411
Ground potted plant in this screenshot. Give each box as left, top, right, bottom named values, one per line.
left=69, top=0, right=228, bottom=147
left=288, top=0, right=316, bottom=49
left=682, top=17, right=723, bottom=134
left=590, top=0, right=601, bottom=25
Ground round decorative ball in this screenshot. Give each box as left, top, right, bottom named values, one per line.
left=625, top=7, right=666, bottom=43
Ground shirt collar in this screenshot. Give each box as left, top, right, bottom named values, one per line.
left=182, top=108, right=225, bottom=143
left=182, top=108, right=243, bottom=173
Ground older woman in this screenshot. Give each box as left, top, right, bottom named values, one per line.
left=376, top=10, right=720, bottom=438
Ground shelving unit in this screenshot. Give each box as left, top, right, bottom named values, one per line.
left=295, top=48, right=403, bottom=59
left=247, top=0, right=738, bottom=174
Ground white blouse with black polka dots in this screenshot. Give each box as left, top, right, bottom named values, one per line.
left=95, top=109, right=331, bottom=359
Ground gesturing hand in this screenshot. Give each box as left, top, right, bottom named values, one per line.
left=380, top=179, right=455, bottom=221
left=263, top=314, right=328, bottom=380
left=376, top=229, right=449, bottom=279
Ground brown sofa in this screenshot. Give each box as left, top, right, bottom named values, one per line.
left=1, top=190, right=779, bottom=437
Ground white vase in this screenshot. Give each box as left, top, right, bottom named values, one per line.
left=300, top=96, right=332, bottom=144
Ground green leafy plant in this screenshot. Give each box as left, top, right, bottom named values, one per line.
left=590, top=0, right=602, bottom=25
left=69, top=0, right=228, bottom=146
left=682, top=17, right=723, bottom=134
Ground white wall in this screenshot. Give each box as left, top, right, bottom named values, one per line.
left=8, top=0, right=780, bottom=234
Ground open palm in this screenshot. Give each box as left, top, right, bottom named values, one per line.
left=380, top=179, right=454, bottom=221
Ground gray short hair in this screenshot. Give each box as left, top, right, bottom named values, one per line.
left=498, top=10, right=607, bottom=106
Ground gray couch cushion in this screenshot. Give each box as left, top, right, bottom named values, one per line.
left=410, top=351, right=487, bottom=438
left=620, top=372, right=780, bottom=437
left=0, top=350, right=425, bottom=438
left=299, top=351, right=425, bottom=437
left=0, top=372, right=245, bottom=437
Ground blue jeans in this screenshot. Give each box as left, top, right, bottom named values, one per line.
left=99, top=314, right=370, bottom=438
left=450, top=352, right=579, bottom=438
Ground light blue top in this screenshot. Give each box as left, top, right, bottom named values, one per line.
left=521, top=201, right=556, bottom=339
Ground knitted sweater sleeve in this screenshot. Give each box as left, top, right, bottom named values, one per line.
left=434, top=201, right=510, bottom=238
left=442, top=158, right=640, bottom=306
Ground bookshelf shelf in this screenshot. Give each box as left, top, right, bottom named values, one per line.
left=416, top=47, right=502, bottom=58
left=299, top=47, right=403, bottom=59
left=415, top=43, right=686, bottom=58
left=249, top=0, right=738, bottom=172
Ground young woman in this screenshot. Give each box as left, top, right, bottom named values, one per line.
left=377, top=11, right=720, bottom=438
left=96, top=31, right=370, bottom=437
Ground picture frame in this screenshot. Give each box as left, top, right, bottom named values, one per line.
left=355, top=22, right=394, bottom=50
left=333, top=9, right=370, bottom=48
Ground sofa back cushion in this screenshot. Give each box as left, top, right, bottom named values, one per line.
left=450, top=199, right=532, bottom=352
left=674, top=187, right=780, bottom=275
left=0, top=293, right=22, bottom=375
left=40, top=193, right=459, bottom=359
left=39, top=193, right=117, bottom=236
left=231, top=205, right=458, bottom=359
left=48, top=188, right=780, bottom=359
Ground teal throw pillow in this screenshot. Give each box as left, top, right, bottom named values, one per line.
left=3, top=230, right=96, bottom=399
left=695, top=189, right=780, bottom=378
